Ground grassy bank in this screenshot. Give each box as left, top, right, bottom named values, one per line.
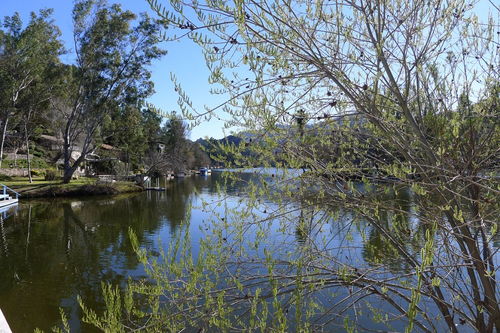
left=0, top=177, right=144, bottom=198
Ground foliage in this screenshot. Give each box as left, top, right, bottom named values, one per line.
left=76, top=0, right=500, bottom=332
left=0, top=3, right=210, bottom=182
left=141, top=112, right=210, bottom=176
left=0, top=8, right=64, bottom=178
left=197, top=135, right=250, bottom=167
left=58, top=0, right=166, bottom=183
left=44, top=169, right=58, bottom=181
left=103, top=107, right=157, bottom=172
left=2, top=158, right=49, bottom=169
left=0, top=174, right=13, bottom=182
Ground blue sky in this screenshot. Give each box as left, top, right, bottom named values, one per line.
left=1, top=1, right=496, bottom=139
left=0, top=0, right=230, bottom=140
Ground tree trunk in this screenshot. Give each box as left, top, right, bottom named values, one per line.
left=63, top=166, right=77, bottom=184
left=63, top=154, right=86, bottom=184
left=125, top=151, right=130, bottom=176
left=24, top=123, right=32, bottom=183
left=63, top=125, right=73, bottom=183
left=0, top=116, right=10, bottom=169
left=13, top=148, right=18, bottom=167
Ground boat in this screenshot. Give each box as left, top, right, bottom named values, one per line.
left=0, top=308, right=12, bottom=333
left=199, top=167, right=212, bottom=175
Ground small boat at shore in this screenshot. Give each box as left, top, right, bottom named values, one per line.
left=199, top=167, right=212, bottom=175
left=0, top=308, right=12, bottom=333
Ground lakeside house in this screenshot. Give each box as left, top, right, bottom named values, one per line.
left=0, top=133, right=122, bottom=177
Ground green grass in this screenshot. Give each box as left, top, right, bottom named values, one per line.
left=2, top=158, right=49, bottom=169
left=0, top=176, right=143, bottom=198
left=2, top=176, right=93, bottom=187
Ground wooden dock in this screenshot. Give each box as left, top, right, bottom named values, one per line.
left=0, top=308, right=12, bottom=333
left=0, top=188, right=19, bottom=333
left=0, top=184, right=19, bottom=209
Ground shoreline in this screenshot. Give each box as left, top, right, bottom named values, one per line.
left=7, top=181, right=144, bottom=199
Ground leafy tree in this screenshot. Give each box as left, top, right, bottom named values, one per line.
left=0, top=10, right=64, bottom=168
left=79, top=0, right=498, bottom=332
left=160, top=113, right=190, bottom=172
left=190, top=142, right=211, bottom=168
left=104, top=106, right=150, bottom=174
left=60, top=0, right=166, bottom=183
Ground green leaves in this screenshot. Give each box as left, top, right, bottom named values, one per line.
left=0, top=8, right=65, bottom=169
left=64, top=0, right=500, bottom=331
left=59, top=0, right=167, bottom=182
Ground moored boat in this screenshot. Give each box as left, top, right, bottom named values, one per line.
left=199, top=167, right=212, bottom=175
left=0, top=308, right=12, bottom=333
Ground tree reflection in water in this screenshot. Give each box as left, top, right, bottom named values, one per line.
left=0, top=173, right=494, bottom=332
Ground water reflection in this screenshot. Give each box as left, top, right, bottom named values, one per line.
left=361, top=188, right=422, bottom=272
left=0, top=171, right=474, bottom=332
left=0, top=173, right=233, bottom=332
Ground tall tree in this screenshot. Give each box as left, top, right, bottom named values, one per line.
left=0, top=10, right=63, bottom=168
left=103, top=106, right=162, bottom=174
left=60, top=0, right=166, bottom=183
left=17, top=65, right=60, bottom=182
left=160, top=113, right=190, bottom=173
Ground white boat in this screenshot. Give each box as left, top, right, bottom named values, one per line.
left=199, top=167, right=212, bottom=175
left=0, top=308, right=12, bottom=333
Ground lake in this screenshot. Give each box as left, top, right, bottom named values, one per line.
left=0, top=170, right=486, bottom=332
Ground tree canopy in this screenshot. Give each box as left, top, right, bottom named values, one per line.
left=0, top=9, right=64, bottom=176
left=0, top=1, right=209, bottom=181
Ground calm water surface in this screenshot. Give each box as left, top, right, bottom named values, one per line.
left=0, top=174, right=234, bottom=332
left=1, top=171, right=490, bottom=332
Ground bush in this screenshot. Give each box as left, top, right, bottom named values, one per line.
left=44, top=169, right=58, bottom=181
left=33, top=150, right=44, bottom=158
left=0, top=174, right=13, bottom=182
left=2, top=158, right=49, bottom=169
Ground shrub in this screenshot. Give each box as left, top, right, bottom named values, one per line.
left=0, top=174, right=13, bottom=182
left=44, top=169, right=58, bottom=181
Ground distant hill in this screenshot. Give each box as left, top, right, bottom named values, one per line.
left=195, top=115, right=371, bottom=167
left=196, top=134, right=251, bottom=166
left=196, top=134, right=242, bottom=147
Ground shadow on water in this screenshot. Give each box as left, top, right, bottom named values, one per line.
left=0, top=174, right=209, bottom=332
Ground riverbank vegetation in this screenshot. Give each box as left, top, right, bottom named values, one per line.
left=73, top=0, right=500, bottom=332
left=0, top=0, right=210, bottom=185
left=0, top=176, right=142, bottom=198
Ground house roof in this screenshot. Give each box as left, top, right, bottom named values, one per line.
left=40, top=134, right=119, bottom=152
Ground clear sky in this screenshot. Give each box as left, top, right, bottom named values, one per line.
left=0, top=0, right=230, bottom=140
